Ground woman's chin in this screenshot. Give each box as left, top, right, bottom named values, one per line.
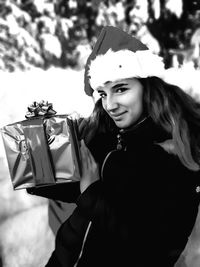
left=114, top=120, right=129, bottom=129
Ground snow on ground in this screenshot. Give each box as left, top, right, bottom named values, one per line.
left=0, top=67, right=94, bottom=128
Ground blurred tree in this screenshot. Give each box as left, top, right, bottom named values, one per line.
left=146, top=0, right=200, bottom=67
left=0, top=0, right=199, bottom=71
left=78, top=0, right=200, bottom=68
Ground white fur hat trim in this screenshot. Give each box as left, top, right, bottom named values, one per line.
left=88, top=49, right=165, bottom=90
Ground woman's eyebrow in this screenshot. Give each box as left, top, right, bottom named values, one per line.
left=111, top=83, right=128, bottom=89
left=97, top=83, right=128, bottom=93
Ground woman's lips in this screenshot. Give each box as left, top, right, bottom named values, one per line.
left=110, top=112, right=126, bottom=120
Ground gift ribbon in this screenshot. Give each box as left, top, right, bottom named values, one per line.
left=22, top=118, right=55, bottom=185
left=25, top=100, right=57, bottom=119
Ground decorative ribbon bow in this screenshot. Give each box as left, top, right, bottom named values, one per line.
left=25, top=100, right=57, bottom=119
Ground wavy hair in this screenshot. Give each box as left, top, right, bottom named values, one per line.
left=82, top=77, right=200, bottom=171
left=141, top=77, right=200, bottom=171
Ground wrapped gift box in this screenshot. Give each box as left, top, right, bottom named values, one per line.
left=0, top=101, right=81, bottom=190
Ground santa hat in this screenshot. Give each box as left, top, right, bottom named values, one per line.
left=84, top=26, right=165, bottom=96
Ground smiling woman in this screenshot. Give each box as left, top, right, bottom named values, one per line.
left=30, top=26, right=200, bottom=267
left=97, top=78, right=144, bottom=128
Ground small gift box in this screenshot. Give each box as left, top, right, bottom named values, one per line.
left=1, top=101, right=81, bottom=190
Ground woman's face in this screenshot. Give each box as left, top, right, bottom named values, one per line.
left=96, top=78, right=144, bottom=129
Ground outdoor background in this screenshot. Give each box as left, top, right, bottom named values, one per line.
left=0, top=0, right=200, bottom=266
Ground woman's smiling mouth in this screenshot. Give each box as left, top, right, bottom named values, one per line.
left=110, top=112, right=127, bottom=120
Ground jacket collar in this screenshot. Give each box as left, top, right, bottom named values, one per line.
left=116, top=116, right=171, bottom=150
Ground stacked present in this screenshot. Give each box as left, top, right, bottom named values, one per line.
left=0, top=101, right=82, bottom=190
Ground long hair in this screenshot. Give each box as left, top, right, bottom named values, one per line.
left=80, top=98, right=116, bottom=144
left=83, top=77, right=200, bottom=171
left=141, top=77, right=200, bottom=171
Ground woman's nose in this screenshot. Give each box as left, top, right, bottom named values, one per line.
left=105, top=96, right=118, bottom=111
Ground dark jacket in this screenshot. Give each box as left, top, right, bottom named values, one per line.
left=36, top=118, right=200, bottom=267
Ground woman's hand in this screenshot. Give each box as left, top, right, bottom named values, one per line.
left=80, top=140, right=100, bottom=193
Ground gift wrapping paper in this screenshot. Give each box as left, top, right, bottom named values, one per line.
left=1, top=115, right=81, bottom=190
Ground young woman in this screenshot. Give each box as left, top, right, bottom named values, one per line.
left=31, top=26, right=200, bottom=267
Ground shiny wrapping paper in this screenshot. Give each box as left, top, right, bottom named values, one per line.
left=1, top=115, right=81, bottom=190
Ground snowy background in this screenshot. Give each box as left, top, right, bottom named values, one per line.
left=0, top=0, right=200, bottom=266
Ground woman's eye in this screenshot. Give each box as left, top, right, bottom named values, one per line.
left=116, top=88, right=127, bottom=93
left=99, top=93, right=106, bottom=99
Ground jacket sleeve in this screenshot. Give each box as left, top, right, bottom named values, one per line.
left=45, top=181, right=102, bottom=267
left=26, top=182, right=81, bottom=203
